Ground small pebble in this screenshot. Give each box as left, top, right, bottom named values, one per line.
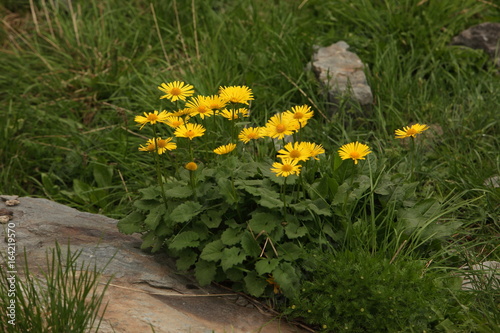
left=5, top=199, right=20, bottom=206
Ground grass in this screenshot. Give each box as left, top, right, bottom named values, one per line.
left=1, top=0, right=499, bottom=331
left=0, top=242, right=112, bottom=333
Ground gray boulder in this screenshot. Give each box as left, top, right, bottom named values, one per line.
left=451, top=22, right=500, bottom=67
left=311, top=41, right=373, bottom=113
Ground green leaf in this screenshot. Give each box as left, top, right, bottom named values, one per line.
left=140, top=231, right=159, bottom=250
left=217, top=178, right=239, bottom=204
left=255, top=258, right=280, bottom=275
left=220, top=247, right=247, bottom=271
left=139, top=186, right=162, bottom=200
left=200, top=209, right=224, bottom=228
left=248, top=212, right=280, bottom=234
left=273, top=262, right=300, bottom=297
left=284, top=220, right=308, bottom=239
left=175, top=250, right=198, bottom=271
left=221, top=227, right=243, bottom=246
left=134, top=199, right=162, bottom=211
left=170, top=201, right=203, bottom=223
left=241, top=232, right=261, bottom=257
left=279, top=242, right=303, bottom=261
left=200, top=239, right=224, bottom=262
left=164, top=183, right=194, bottom=199
left=143, top=204, right=166, bottom=229
left=195, top=260, right=217, bottom=286
left=118, top=211, right=144, bottom=234
left=243, top=271, right=268, bottom=297
left=169, top=231, right=200, bottom=250
left=92, top=162, right=113, bottom=188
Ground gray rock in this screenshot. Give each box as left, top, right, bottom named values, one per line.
left=311, top=41, right=373, bottom=112
left=451, top=22, right=500, bottom=67
left=461, top=261, right=500, bottom=291
left=0, top=196, right=307, bottom=333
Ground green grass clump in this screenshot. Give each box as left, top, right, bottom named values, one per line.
left=0, top=243, right=112, bottom=333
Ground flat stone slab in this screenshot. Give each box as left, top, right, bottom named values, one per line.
left=0, top=195, right=308, bottom=333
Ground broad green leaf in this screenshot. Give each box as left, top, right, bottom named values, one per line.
left=255, top=258, right=280, bottom=275
left=200, top=239, right=224, bottom=261
left=170, top=201, right=203, bottom=223
left=140, top=231, right=158, bottom=250
left=241, top=232, right=261, bottom=257
left=143, top=204, right=166, bottom=229
left=92, top=162, right=113, bottom=188
left=220, top=247, right=247, bottom=271
left=164, top=183, right=194, bottom=199
left=243, top=271, right=268, bottom=297
left=221, top=227, right=243, bottom=246
left=279, top=242, right=303, bottom=261
left=284, top=221, right=308, bottom=239
left=117, top=211, right=144, bottom=234
left=169, top=231, right=200, bottom=250
left=200, top=209, right=223, bottom=228
left=133, top=199, right=162, bottom=211
left=176, top=251, right=198, bottom=271
left=195, top=260, right=217, bottom=286
left=217, top=178, right=239, bottom=204
left=248, top=212, right=280, bottom=234
left=139, top=186, right=162, bottom=200
left=273, top=262, right=300, bottom=297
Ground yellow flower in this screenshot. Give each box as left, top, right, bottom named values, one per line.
left=338, top=141, right=372, bottom=164
left=138, top=137, right=176, bottom=154
left=158, top=81, right=194, bottom=102
left=185, top=162, right=198, bottom=171
left=186, top=96, right=213, bottom=119
left=304, top=142, right=325, bottom=160
left=219, top=85, right=254, bottom=105
left=238, top=127, right=264, bottom=144
left=271, top=158, right=302, bottom=177
left=174, top=123, right=206, bottom=140
left=277, top=142, right=312, bottom=162
left=205, top=95, right=227, bottom=111
left=286, top=105, right=314, bottom=126
left=395, top=123, right=429, bottom=139
left=171, top=108, right=193, bottom=117
left=134, top=110, right=169, bottom=129
left=219, top=108, right=250, bottom=120
left=264, top=113, right=300, bottom=139
left=266, top=275, right=281, bottom=294
left=213, top=143, right=237, bottom=155
left=164, top=116, right=185, bottom=128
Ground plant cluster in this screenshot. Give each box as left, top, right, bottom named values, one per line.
left=118, top=82, right=465, bottom=301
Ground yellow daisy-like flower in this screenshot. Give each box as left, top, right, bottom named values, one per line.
left=174, top=123, right=206, bottom=140
left=338, top=141, right=372, bottom=164
left=171, top=108, right=193, bottom=117
left=219, top=85, right=254, bottom=105
left=271, top=158, right=302, bottom=177
left=213, top=143, right=237, bottom=155
left=395, top=123, right=429, bottom=139
left=185, top=162, right=198, bottom=171
left=304, top=142, right=325, bottom=160
left=186, top=96, right=213, bottom=119
left=238, top=127, right=264, bottom=144
left=138, top=137, right=177, bottom=154
left=277, top=142, right=312, bottom=162
left=164, top=116, right=185, bottom=128
left=158, top=81, right=194, bottom=102
left=219, top=108, right=250, bottom=120
left=264, top=113, right=300, bottom=139
left=286, top=105, right=314, bottom=126
left=134, top=110, right=169, bottom=130
left=205, top=95, right=227, bottom=111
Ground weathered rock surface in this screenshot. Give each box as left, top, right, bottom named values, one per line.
left=0, top=195, right=308, bottom=333
left=311, top=41, right=373, bottom=111
left=451, top=22, right=500, bottom=67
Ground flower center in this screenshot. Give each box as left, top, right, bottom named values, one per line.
left=185, top=130, right=195, bottom=138
left=276, top=124, right=286, bottom=133
left=198, top=106, right=208, bottom=113
left=350, top=152, right=361, bottom=159
left=170, top=87, right=182, bottom=96
left=147, top=114, right=159, bottom=121
left=289, top=150, right=301, bottom=158
left=282, top=164, right=293, bottom=172
left=247, top=133, right=258, bottom=139
left=294, top=112, right=304, bottom=119
left=157, top=140, right=167, bottom=148
left=407, top=129, right=417, bottom=136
